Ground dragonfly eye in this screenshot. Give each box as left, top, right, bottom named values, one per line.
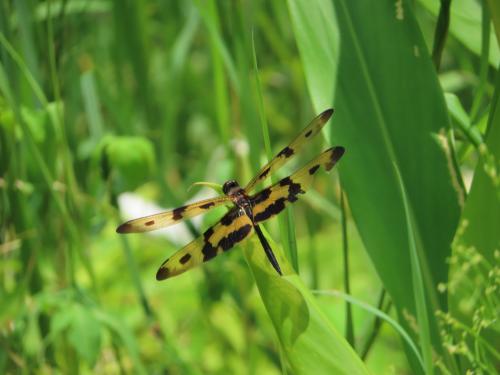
left=222, top=180, right=239, bottom=195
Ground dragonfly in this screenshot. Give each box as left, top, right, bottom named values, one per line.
left=117, top=108, right=344, bottom=280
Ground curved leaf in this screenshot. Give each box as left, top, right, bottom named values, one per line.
left=244, top=233, right=369, bottom=375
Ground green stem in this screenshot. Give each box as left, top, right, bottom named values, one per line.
left=251, top=30, right=298, bottom=271
left=340, top=191, right=354, bottom=347
left=432, top=0, right=451, bottom=70
left=361, top=290, right=389, bottom=360
left=470, top=0, right=491, bottom=124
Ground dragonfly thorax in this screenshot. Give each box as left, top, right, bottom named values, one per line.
left=222, top=179, right=242, bottom=195
left=223, top=179, right=253, bottom=218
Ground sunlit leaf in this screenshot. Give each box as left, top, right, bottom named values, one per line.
left=244, top=232, right=369, bottom=375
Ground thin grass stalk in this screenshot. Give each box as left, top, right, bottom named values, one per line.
left=486, top=60, right=500, bottom=136
left=306, top=218, right=319, bottom=289
left=361, top=289, right=389, bottom=360
left=0, top=59, right=72, bottom=286
left=0, top=20, right=58, bottom=361
left=340, top=190, right=354, bottom=346
left=110, top=340, right=127, bottom=375
left=0, top=33, right=46, bottom=105
left=195, top=0, right=239, bottom=94
left=446, top=128, right=467, bottom=199
left=470, top=0, right=491, bottom=124
left=14, top=0, right=40, bottom=102
left=251, top=30, right=298, bottom=271
left=0, top=36, right=97, bottom=290
left=313, top=289, right=424, bottom=370
left=45, top=0, right=81, bottom=215
left=279, top=345, right=288, bottom=375
left=432, top=0, right=451, bottom=70
left=207, top=0, right=230, bottom=144
left=119, top=233, right=153, bottom=318
left=284, top=209, right=298, bottom=272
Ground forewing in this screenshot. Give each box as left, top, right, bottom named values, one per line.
left=244, top=108, right=334, bottom=193
left=156, top=208, right=254, bottom=280
left=116, top=196, right=231, bottom=233
left=251, top=146, right=344, bottom=224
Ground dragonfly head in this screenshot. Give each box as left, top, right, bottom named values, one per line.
left=222, top=179, right=241, bottom=195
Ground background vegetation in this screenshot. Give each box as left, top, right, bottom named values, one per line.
left=1, top=0, right=499, bottom=374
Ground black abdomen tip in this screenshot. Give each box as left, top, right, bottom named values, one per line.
left=156, top=266, right=169, bottom=280
left=116, top=223, right=131, bottom=233
left=333, top=146, right=345, bottom=159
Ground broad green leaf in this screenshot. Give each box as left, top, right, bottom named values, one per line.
left=289, top=0, right=461, bottom=370
left=419, top=0, right=500, bottom=66
left=244, top=233, right=369, bottom=375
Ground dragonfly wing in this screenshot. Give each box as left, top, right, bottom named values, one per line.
left=251, top=146, right=344, bottom=224
left=156, top=207, right=254, bottom=280
left=244, top=109, right=334, bottom=193
left=116, top=196, right=231, bottom=233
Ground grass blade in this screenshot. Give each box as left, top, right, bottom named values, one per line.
left=313, top=289, right=424, bottom=371
left=251, top=31, right=298, bottom=271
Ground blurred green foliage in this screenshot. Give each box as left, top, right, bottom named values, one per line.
left=0, top=0, right=499, bottom=374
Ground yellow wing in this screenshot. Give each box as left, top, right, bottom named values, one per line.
left=251, top=146, right=345, bottom=224
left=244, top=108, right=334, bottom=193
left=116, top=196, right=231, bottom=233
left=156, top=207, right=254, bottom=280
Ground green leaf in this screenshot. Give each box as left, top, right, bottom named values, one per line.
left=95, top=309, right=147, bottom=375
left=289, top=0, right=461, bottom=370
left=20, top=106, right=46, bottom=143
left=67, top=304, right=102, bottom=366
left=244, top=232, right=369, bottom=375
left=97, top=135, right=156, bottom=192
